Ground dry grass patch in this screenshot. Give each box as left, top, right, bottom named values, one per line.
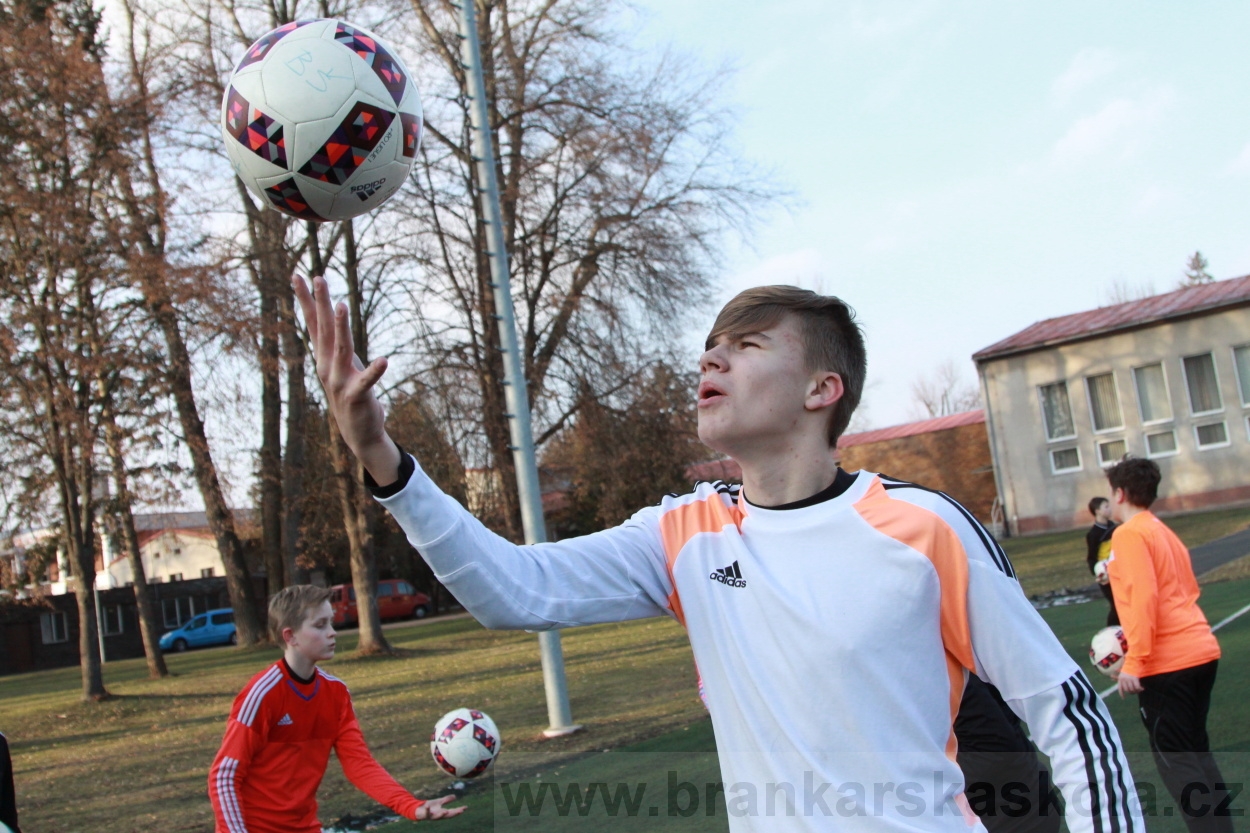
left=3, top=615, right=703, bottom=833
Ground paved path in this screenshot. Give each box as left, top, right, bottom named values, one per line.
left=1191, top=526, right=1250, bottom=576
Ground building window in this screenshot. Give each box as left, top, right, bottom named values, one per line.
left=1182, top=353, right=1223, bottom=415
left=169, top=572, right=183, bottom=582
left=1096, top=438, right=1127, bottom=467
left=1085, top=373, right=1124, bottom=432
left=1050, top=447, right=1081, bottom=474
left=1195, top=421, right=1229, bottom=450
left=102, top=605, right=124, bottom=636
left=1039, top=382, right=1076, bottom=440
left=1234, top=345, right=1250, bottom=407
left=40, top=611, right=68, bottom=644
left=200, top=567, right=214, bottom=578
left=163, top=597, right=200, bottom=628
left=1133, top=363, right=1173, bottom=424
left=1145, top=429, right=1178, bottom=458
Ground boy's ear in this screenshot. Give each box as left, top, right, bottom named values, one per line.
left=281, top=626, right=296, bottom=647
left=805, top=371, right=844, bottom=412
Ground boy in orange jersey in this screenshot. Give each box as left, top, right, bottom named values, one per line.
left=208, top=585, right=464, bottom=832
left=1105, top=457, right=1232, bottom=833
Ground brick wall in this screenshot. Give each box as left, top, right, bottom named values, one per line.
left=839, top=422, right=998, bottom=524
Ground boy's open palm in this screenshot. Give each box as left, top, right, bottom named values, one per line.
left=416, top=794, right=467, bottom=820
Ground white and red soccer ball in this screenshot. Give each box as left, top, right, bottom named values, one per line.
left=1089, top=626, right=1128, bottom=677
left=430, top=708, right=501, bottom=778
left=220, top=18, right=422, bottom=222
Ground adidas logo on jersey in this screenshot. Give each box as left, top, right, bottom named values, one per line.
left=277, top=713, right=293, bottom=726
left=709, top=561, right=746, bottom=588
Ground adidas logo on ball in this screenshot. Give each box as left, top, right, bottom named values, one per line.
left=351, top=178, right=387, bottom=201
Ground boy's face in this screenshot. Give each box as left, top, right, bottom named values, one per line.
left=284, top=600, right=336, bottom=664
left=1094, top=502, right=1113, bottom=524
left=697, top=314, right=841, bottom=457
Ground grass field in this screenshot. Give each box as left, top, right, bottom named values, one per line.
left=4, top=511, right=1249, bottom=832
left=1000, top=504, right=1250, bottom=596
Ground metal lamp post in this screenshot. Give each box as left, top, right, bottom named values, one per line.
left=454, top=0, right=580, bottom=738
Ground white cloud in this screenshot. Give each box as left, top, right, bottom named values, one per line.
left=1225, top=142, right=1250, bottom=176
left=1051, top=87, right=1174, bottom=166
left=1051, top=48, right=1120, bottom=104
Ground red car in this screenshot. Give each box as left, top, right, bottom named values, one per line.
left=329, top=579, right=431, bottom=627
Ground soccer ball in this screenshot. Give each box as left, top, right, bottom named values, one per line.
left=1089, top=626, right=1128, bottom=677
left=220, top=19, right=422, bottom=222
left=1093, top=560, right=1109, bottom=583
left=430, top=708, right=501, bottom=778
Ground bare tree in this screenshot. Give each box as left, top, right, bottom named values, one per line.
left=1101, top=278, right=1156, bottom=306
left=0, top=0, right=117, bottom=699
left=910, top=359, right=982, bottom=420
left=541, top=362, right=704, bottom=537
left=105, top=0, right=268, bottom=645
left=389, top=0, right=774, bottom=536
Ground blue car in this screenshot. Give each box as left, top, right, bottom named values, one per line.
left=159, top=608, right=237, bottom=652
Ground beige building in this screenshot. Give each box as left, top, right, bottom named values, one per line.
left=974, top=275, right=1250, bottom=534
left=103, top=510, right=258, bottom=588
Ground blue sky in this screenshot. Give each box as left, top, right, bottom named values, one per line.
left=635, top=0, right=1250, bottom=428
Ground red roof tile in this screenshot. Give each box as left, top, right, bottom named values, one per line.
left=837, top=409, right=985, bottom=448
left=973, top=274, right=1250, bottom=362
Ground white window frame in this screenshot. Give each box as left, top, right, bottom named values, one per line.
left=1181, top=352, right=1225, bottom=417
left=1038, top=382, right=1077, bottom=442
left=1049, top=446, right=1082, bottom=474
left=102, top=605, right=124, bottom=636
left=1095, top=437, right=1128, bottom=468
left=1085, top=372, right=1125, bottom=434
left=1132, top=362, right=1174, bottom=426
left=1233, top=343, right=1250, bottom=408
left=1144, top=428, right=1180, bottom=459
left=40, top=611, right=68, bottom=644
left=1194, top=420, right=1231, bottom=451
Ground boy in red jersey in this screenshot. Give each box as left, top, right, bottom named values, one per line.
left=208, top=585, right=463, bottom=832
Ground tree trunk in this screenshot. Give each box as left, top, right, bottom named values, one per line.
left=63, top=476, right=107, bottom=701
left=281, top=220, right=321, bottom=587
left=145, top=290, right=266, bottom=645
left=332, top=220, right=388, bottom=654
left=102, top=414, right=168, bottom=678
left=260, top=278, right=285, bottom=596
left=327, top=412, right=390, bottom=654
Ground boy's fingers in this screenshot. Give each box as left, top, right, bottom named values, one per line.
left=292, top=275, right=318, bottom=344
left=332, top=301, right=356, bottom=379
left=350, top=357, right=388, bottom=397
left=314, top=275, right=338, bottom=362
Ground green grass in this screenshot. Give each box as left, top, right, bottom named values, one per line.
left=6, top=522, right=1249, bottom=832
left=2, top=616, right=707, bottom=833
left=1001, top=504, right=1250, bottom=596
left=404, top=580, right=1250, bottom=832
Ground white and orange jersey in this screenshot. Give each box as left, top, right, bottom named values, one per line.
left=378, top=459, right=1142, bottom=833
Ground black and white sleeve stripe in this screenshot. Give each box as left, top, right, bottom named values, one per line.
left=1009, top=671, right=1142, bottom=833
left=878, top=475, right=1016, bottom=578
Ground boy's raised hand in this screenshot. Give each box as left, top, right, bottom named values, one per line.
left=293, top=274, right=402, bottom=486
left=415, top=794, right=468, bottom=820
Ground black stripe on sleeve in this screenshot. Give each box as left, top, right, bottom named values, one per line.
left=1072, top=672, right=1138, bottom=831
left=880, top=477, right=1016, bottom=578
left=1060, top=676, right=1107, bottom=833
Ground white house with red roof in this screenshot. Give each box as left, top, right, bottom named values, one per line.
left=974, top=274, right=1250, bottom=534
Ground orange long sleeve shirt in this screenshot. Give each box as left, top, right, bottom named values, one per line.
left=209, top=660, right=423, bottom=833
left=1107, top=512, right=1220, bottom=678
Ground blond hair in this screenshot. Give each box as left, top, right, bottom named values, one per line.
left=268, top=585, right=333, bottom=643
left=706, top=286, right=866, bottom=445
